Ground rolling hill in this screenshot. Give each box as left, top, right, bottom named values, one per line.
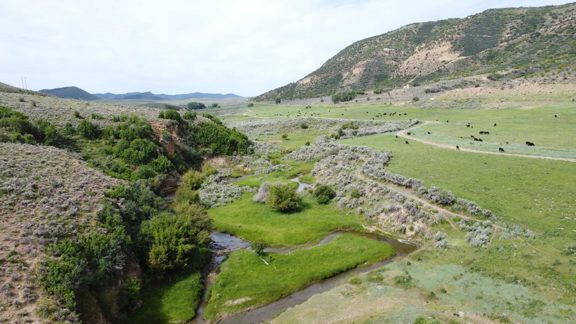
left=257, top=2, right=576, bottom=100
left=39, top=86, right=99, bottom=100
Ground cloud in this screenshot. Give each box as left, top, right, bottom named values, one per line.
left=0, top=0, right=571, bottom=96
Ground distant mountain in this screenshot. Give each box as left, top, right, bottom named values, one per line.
left=94, top=92, right=243, bottom=100
left=120, top=91, right=163, bottom=100
left=257, top=2, right=576, bottom=100
left=39, top=86, right=99, bottom=100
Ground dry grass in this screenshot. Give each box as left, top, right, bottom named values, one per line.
left=0, top=143, right=122, bottom=322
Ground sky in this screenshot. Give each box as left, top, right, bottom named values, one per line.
left=0, top=0, right=572, bottom=96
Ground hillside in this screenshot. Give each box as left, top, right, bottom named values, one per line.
left=39, top=86, right=99, bottom=100
left=257, top=2, right=576, bottom=100
left=0, top=82, right=45, bottom=96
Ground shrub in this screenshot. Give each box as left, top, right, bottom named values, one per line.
left=187, top=102, right=206, bottom=110
left=77, top=120, right=101, bottom=139
left=186, top=121, right=251, bottom=155
left=281, top=134, right=289, bottom=140
left=159, top=110, right=182, bottom=122
left=115, top=138, right=157, bottom=164
left=251, top=240, right=268, bottom=256
left=313, top=185, right=336, bottom=204
left=247, top=103, right=254, bottom=107
left=299, top=123, right=309, bottom=129
left=141, top=207, right=212, bottom=275
left=183, top=111, right=197, bottom=120
left=350, top=188, right=361, bottom=198
left=412, top=97, right=420, bottom=102
left=331, top=91, right=357, bottom=103
left=266, top=183, right=302, bottom=213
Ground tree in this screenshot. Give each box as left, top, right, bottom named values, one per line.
left=141, top=205, right=211, bottom=275
left=332, top=91, right=357, bottom=103
left=266, top=184, right=302, bottom=213
left=313, top=185, right=336, bottom=204
left=187, top=102, right=206, bottom=110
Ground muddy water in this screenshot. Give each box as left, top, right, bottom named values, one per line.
left=195, top=231, right=416, bottom=323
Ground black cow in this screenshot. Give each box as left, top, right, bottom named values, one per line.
left=456, top=145, right=460, bottom=150
left=479, top=131, right=490, bottom=135
left=405, top=140, right=409, bottom=144
left=499, top=147, right=505, bottom=152
left=526, top=141, right=535, bottom=146
left=407, top=132, right=412, bottom=135
left=494, top=123, right=497, bottom=127
left=554, top=114, right=558, bottom=118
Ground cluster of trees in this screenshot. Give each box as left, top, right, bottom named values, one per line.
left=186, top=115, right=252, bottom=156
left=331, top=90, right=358, bottom=103
left=0, top=106, right=74, bottom=148
left=37, top=180, right=213, bottom=318
left=187, top=102, right=206, bottom=110
left=263, top=183, right=337, bottom=212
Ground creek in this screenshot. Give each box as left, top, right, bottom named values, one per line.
left=194, top=231, right=416, bottom=323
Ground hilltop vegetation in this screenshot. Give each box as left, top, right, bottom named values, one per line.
left=257, top=2, right=576, bottom=100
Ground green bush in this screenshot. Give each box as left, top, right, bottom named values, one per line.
left=187, top=102, right=206, bottom=110
left=331, top=91, right=357, bottom=103
left=159, top=110, right=182, bottom=122
left=186, top=121, right=251, bottom=155
left=183, top=111, right=197, bottom=120
left=77, top=120, right=101, bottom=139
left=141, top=207, right=212, bottom=275
left=115, top=138, right=158, bottom=164
left=266, top=184, right=302, bottom=213
left=350, top=188, right=361, bottom=198
left=313, top=185, right=336, bottom=204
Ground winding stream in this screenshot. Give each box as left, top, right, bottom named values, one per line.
left=194, top=231, right=416, bottom=323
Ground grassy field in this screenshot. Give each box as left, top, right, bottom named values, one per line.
left=211, top=94, right=576, bottom=321
left=204, top=234, right=395, bottom=320
left=341, top=133, right=576, bottom=303
left=340, top=133, right=576, bottom=234
left=222, top=98, right=576, bottom=157
left=126, top=272, right=203, bottom=324
left=272, top=251, right=576, bottom=324
left=208, top=192, right=363, bottom=247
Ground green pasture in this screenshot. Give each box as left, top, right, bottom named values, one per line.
left=204, top=234, right=395, bottom=319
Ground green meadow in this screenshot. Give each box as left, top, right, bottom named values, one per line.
left=204, top=234, right=395, bottom=320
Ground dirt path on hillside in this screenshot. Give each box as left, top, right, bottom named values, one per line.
left=397, top=121, right=576, bottom=163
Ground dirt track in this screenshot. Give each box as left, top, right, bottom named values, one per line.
left=397, top=121, right=576, bottom=163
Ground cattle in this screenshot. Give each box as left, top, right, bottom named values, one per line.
left=466, top=123, right=471, bottom=128
left=427, top=131, right=431, bottom=135
left=494, top=123, right=497, bottom=127
left=526, top=141, right=535, bottom=146
left=405, top=140, right=409, bottom=144
left=554, top=114, right=558, bottom=118
left=395, top=135, right=398, bottom=138
left=456, top=145, right=460, bottom=150
left=407, top=132, right=412, bottom=135
left=499, top=147, right=505, bottom=152
left=479, top=131, right=490, bottom=135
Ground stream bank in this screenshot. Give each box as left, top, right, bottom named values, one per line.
left=194, top=231, right=416, bottom=323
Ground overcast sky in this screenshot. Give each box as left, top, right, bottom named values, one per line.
left=0, top=0, right=572, bottom=96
